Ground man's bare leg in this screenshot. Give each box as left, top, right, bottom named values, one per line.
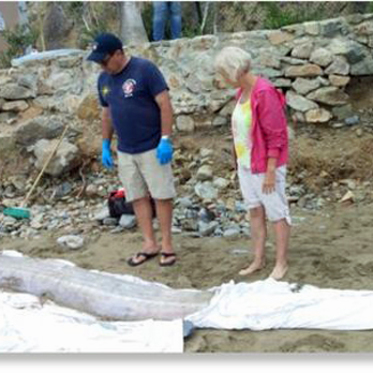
left=239, top=205, right=267, bottom=275
left=129, top=196, right=159, bottom=264
left=269, top=218, right=290, bottom=280
left=155, top=198, right=175, bottom=265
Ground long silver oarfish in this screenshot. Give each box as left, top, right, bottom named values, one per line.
left=0, top=253, right=212, bottom=321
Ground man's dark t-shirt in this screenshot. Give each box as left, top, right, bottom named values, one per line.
left=98, top=57, right=169, bottom=154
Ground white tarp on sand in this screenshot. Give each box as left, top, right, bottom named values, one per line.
left=186, top=278, right=373, bottom=331
left=0, top=291, right=183, bottom=353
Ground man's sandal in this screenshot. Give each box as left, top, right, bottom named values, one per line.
left=159, top=252, right=176, bottom=267
left=127, top=252, right=159, bottom=267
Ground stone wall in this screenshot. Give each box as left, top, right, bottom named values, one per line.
left=1, top=13, right=373, bottom=174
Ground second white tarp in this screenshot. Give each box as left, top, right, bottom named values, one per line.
left=0, top=291, right=183, bottom=353
left=187, top=278, right=373, bottom=331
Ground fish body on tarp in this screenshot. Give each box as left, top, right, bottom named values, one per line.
left=0, top=253, right=212, bottom=321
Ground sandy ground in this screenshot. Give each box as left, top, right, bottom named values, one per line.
left=2, top=200, right=373, bottom=353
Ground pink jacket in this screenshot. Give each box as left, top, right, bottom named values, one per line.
left=236, top=77, right=289, bottom=174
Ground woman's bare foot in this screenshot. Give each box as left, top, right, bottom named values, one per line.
left=269, top=263, right=288, bottom=280
left=239, top=259, right=266, bottom=276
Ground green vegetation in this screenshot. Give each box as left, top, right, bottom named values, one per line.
left=261, top=2, right=326, bottom=29
left=0, top=24, right=39, bottom=68
left=65, top=2, right=116, bottom=48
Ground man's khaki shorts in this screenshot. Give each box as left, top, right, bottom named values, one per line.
left=117, top=149, right=176, bottom=202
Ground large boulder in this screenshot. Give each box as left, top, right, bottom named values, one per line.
left=0, top=84, right=35, bottom=100
left=291, top=42, right=314, bottom=59
left=309, top=48, right=333, bottom=67
left=325, top=56, right=350, bottom=75
left=307, top=87, right=349, bottom=106
left=14, top=116, right=65, bottom=146
left=328, top=39, right=366, bottom=64
left=285, top=64, right=323, bottom=78
left=33, top=139, right=80, bottom=177
left=292, top=78, right=321, bottom=95
left=286, top=90, right=319, bottom=112
left=305, top=108, right=333, bottom=123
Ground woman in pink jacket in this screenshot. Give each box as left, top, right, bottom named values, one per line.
left=215, top=46, right=291, bottom=280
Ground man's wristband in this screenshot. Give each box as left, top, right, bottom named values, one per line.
left=161, top=135, right=171, bottom=141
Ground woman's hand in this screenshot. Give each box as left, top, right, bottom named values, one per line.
left=262, top=169, right=276, bottom=194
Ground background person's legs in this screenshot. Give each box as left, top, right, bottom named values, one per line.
left=152, top=1, right=168, bottom=41
left=169, top=2, right=182, bottom=39
left=239, top=205, right=267, bottom=275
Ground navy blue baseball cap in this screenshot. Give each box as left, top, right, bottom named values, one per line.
left=87, top=33, right=123, bottom=63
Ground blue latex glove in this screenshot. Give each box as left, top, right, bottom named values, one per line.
left=156, top=137, right=173, bottom=165
left=102, top=139, right=114, bottom=169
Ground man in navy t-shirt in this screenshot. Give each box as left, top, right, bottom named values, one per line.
left=87, top=33, right=176, bottom=267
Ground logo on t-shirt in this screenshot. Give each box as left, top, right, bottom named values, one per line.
left=101, top=86, right=110, bottom=97
left=122, top=79, right=136, bottom=98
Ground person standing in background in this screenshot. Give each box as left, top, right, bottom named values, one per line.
left=153, top=2, right=182, bottom=41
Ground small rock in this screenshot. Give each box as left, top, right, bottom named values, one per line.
left=344, top=115, right=360, bottom=126
left=235, top=200, right=248, bottom=213
left=85, top=184, right=99, bottom=197
left=53, top=182, right=73, bottom=199
left=103, top=217, right=118, bottom=226
left=30, top=220, right=43, bottom=230
left=177, top=197, right=193, bottom=208
left=182, top=219, right=198, bottom=232
left=194, top=182, right=218, bottom=200
left=332, top=122, right=345, bottom=129
left=110, top=226, right=124, bottom=234
left=200, top=148, right=214, bottom=158
left=171, top=226, right=182, bottom=234
left=196, top=165, right=213, bottom=181
left=213, top=178, right=230, bottom=190
left=340, top=179, right=356, bottom=190
left=119, top=214, right=137, bottom=229
left=329, top=74, right=350, bottom=87
left=198, top=220, right=219, bottom=236
left=305, top=108, right=332, bottom=123
left=212, top=116, right=227, bottom=126
left=2, top=100, right=29, bottom=112
left=340, top=191, right=354, bottom=203
left=2, top=216, right=17, bottom=227
left=57, top=235, right=84, bottom=250
left=223, top=226, right=241, bottom=239
left=356, top=128, right=363, bottom=137
left=176, top=115, right=195, bottom=132
left=198, top=207, right=215, bottom=222
left=93, top=207, right=110, bottom=221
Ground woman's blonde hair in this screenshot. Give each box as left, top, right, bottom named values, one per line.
left=214, top=46, right=252, bottom=82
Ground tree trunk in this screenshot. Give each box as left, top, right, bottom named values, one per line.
left=18, top=1, right=29, bottom=26
left=120, top=2, right=148, bottom=45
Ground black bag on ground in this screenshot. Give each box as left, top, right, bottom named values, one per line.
left=108, top=190, right=156, bottom=218
left=108, top=190, right=134, bottom=218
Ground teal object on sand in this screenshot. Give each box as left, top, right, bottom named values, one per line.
left=3, top=207, right=31, bottom=219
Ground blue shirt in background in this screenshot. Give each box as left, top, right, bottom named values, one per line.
left=98, top=57, right=169, bottom=154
